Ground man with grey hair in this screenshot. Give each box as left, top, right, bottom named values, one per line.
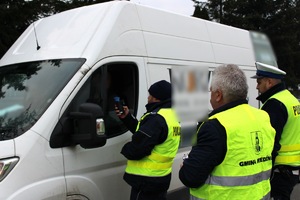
left=179, top=64, right=276, bottom=199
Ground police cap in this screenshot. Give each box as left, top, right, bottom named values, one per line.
left=251, top=62, right=286, bottom=79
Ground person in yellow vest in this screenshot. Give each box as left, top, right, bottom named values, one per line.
left=251, top=62, right=300, bottom=200
left=115, top=80, right=181, bottom=200
left=179, top=64, right=276, bottom=199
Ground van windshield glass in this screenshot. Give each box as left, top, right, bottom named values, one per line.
left=0, top=59, right=84, bottom=141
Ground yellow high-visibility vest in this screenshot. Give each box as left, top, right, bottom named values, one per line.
left=263, top=90, right=300, bottom=166
left=125, top=108, right=181, bottom=177
left=190, top=104, right=275, bottom=200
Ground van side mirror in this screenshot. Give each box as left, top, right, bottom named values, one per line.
left=50, top=103, right=107, bottom=149
left=71, top=103, right=107, bottom=148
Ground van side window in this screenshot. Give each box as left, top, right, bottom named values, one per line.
left=68, top=63, right=138, bottom=138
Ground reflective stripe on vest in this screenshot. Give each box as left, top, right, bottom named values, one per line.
left=190, top=104, right=275, bottom=200
left=279, top=144, right=300, bottom=152
left=205, top=169, right=271, bottom=186
left=190, top=192, right=271, bottom=200
left=264, top=90, right=300, bottom=166
left=125, top=108, right=180, bottom=177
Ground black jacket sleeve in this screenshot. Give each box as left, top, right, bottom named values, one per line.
left=121, top=114, right=168, bottom=160
left=261, top=99, right=288, bottom=164
left=179, top=119, right=227, bottom=188
left=121, top=112, right=139, bottom=134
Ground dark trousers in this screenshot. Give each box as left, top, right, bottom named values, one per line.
left=271, top=169, right=299, bottom=200
left=130, top=187, right=167, bottom=200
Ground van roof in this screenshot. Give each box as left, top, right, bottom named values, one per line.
left=0, top=1, right=255, bottom=67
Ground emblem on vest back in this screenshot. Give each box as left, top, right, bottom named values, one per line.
left=251, top=131, right=263, bottom=154
left=293, top=104, right=300, bottom=116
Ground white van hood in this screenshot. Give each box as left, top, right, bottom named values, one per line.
left=0, top=140, right=15, bottom=158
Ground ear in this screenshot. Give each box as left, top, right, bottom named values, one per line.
left=266, top=78, right=275, bottom=87
left=215, top=89, right=223, bottom=102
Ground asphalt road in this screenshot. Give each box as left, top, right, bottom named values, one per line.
left=291, top=183, right=300, bottom=200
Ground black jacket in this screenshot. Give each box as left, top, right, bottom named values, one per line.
left=120, top=99, right=172, bottom=192
left=179, top=99, right=248, bottom=188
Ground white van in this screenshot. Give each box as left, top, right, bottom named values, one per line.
left=0, top=1, right=278, bottom=199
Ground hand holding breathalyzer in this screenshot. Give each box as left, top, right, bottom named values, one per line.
left=114, top=96, right=124, bottom=114
left=114, top=96, right=129, bottom=118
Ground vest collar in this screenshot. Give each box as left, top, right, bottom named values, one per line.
left=256, top=82, right=286, bottom=103
left=145, top=99, right=171, bottom=112
left=209, top=99, right=248, bottom=117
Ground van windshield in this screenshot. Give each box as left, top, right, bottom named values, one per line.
left=0, top=59, right=85, bottom=141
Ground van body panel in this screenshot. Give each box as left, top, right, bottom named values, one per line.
left=244, top=69, right=260, bottom=107
left=169, top=147, right=192, bottom=194
left=136, top=5, right=211, bottom=42
left=6, top=177, right=66, bottom=200
left=143, top=32, right=215, bottom=62
left=211, top=43, right=254, bottom=66
left=206, top=21, right=251, bottom=48
left=63, top=135, right=130, bottom=200
left=206, top=22, right=255, bottom=66
left=136, top=5, right=215, bottom=62
left=0, top=140, right=14, bottom=158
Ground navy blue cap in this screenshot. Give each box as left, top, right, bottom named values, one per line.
left=148, top=80, right=171, bottom=101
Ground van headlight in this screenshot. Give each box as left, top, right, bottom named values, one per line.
left=0, top=157, right=19, bottom=182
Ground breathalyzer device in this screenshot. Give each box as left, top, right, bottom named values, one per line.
left=114, top=96, right=124, bottom=114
